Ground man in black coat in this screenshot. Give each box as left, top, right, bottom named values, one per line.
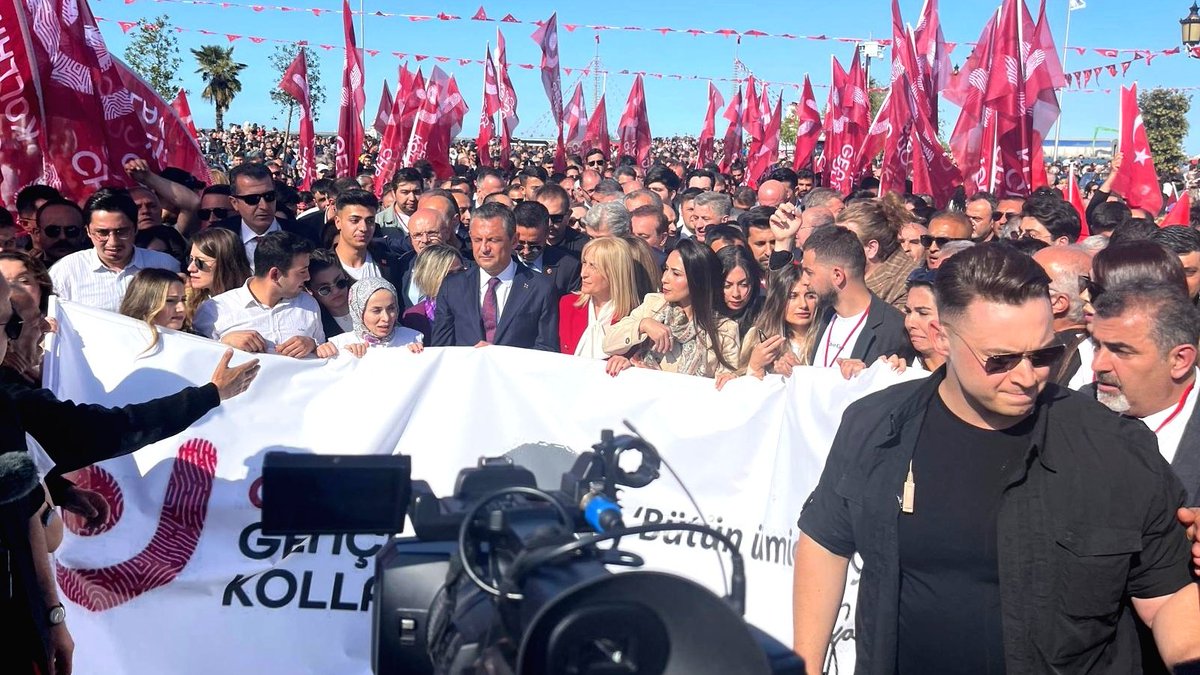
left=214, top=163, right=321, bottom=270
left=513, top=200, right=580, bottom=297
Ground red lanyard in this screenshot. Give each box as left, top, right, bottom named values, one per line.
left=823, top=309, right=870, bottom=367
left=1152, top=381, right=1195, bottom=434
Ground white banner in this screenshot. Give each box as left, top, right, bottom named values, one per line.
left=45, top=301, right=924, bottom=675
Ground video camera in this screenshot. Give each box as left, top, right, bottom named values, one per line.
left=261, top=427, right=803, bottom=675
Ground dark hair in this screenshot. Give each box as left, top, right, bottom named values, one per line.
left=202, top=184, right=231, bottom=197
left=803, top=225, right=867, bottom=279
left=1093, top=281, right=1200, bottom=354
left=1000, top=236, right=1050, bottom=255
left=228, top=162, right=272, bottom=187
left=392, top=167, right=423, bottom=187
left=685, top=169, right=716, bottom=187
left=768, top=167, right=798, bottom=189
left=471, top=201, right=517, bottom=239
left=717, top=244, right=763, bottom=336
left=796, top=168, right=816, bottom=182
left=672, top=238, right=735, bottom=372
left=967, top=191, right=999, bottom=209
left=513, top=200, right=550, bottom=231
left=1150, top=225, right=1200, bottom=256
left=0, top=209, right=12, bottom=229
left=1089, top=201, right=1131, bottom=236
left=1092, top=240, right=1187, bottom=296
left=135, top=226, right=188, bottom=266
left=533, top=183, right=570, bottom=209
left=737, top=205, right=774, bottom=235
left=613, top=165, right=638, bottom=182
left=15, top=185, right=62, bottom=216
left=306, top=248, right=342, bottom=282
left=1021, top=190, right=1081, bottom=243
left=335, top=188, right=379, bottom=212
left=644, top=165, right=680, bottom=193
left=934, top=243, right=1051, bottom=322
left=520, top=165, right=549, bottom=182
left=629, top=204, right=668, bottom=235
left=310, top=178, right=337, bottom=196
left=254, top=230, right=313, bottom=278
left=1107, top=217, right=1159, bottom=245
left=35, top=198, right=84, bottom=226
left=706, top=224, right=747, bottom=249
left=83, top=187, right=138, bottom=226
left=333, top=177, right=360, bottom=194
left=0, top=250, right=52, bottom=313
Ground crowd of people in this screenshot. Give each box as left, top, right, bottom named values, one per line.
left=6, top=134, right=1200, bottom=673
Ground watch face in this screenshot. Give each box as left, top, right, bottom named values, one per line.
left=49, top=605, right=66, bottom=625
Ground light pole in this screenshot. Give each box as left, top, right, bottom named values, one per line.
left=1183, top=2, right=1200, bottom=56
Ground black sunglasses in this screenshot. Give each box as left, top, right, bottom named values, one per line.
left=548, top=212, right=569, bottom=225
left=991, top=210, right=1021, bottom=222
left=5, top=302, right=22, bottom=341
left=313, top=277, right=351, bottom=297
left=1078, top=275, right=1105, bottom=299
left=198, top=207, right=231, bottom=220
left=43, top=225, right=82, bottom=239
left=919, top=235, right=967, bottom=248
left=186, top=255, right=213, bottom=272
left=234, top=191, right=277, bottom=206
left=975, top=344, right=1067, bottom=375
left=586, top=160, right=605, bottom=167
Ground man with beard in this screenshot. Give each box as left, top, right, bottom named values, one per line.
left=31, top=200, right=88, bottom=268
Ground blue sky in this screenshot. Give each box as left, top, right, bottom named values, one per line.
left=91, top=0, right=1200, bottom=153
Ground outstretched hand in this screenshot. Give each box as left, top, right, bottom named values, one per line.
left=210, top=349, right=260, bottom=400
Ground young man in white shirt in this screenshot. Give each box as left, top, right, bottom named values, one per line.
left=193, top=231, right=323, bottom=358
left=49, top=188, right=179, bottom=312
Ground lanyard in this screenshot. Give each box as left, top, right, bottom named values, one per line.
left=1152, top=381, right=1195, bottom=434
left=823, top=309, right=870, bottom=367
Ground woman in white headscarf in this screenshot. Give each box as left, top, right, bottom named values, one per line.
left=316, top=278, right=424, bottom=358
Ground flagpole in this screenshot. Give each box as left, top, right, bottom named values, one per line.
left=1051, top=0, right=1074, bottom=162
left=359, top=0, right=366, bottom=131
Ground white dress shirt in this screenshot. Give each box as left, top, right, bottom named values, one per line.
left=193, top=280, right=325, bottom=349
left=50, top=247, right=180, bottom=312
left=1142, top=371, right=1200, bottom=464
left=479, top=260, right=517, bottom=320
left=1066, top=339, right=1096, bottom=391
left=241, top=220, right=282, bottom=272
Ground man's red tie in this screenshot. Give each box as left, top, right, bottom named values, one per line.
left=482, top=277, right=500, bottom=343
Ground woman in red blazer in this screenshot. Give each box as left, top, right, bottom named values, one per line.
left=559, top=237, right=644, bottom=357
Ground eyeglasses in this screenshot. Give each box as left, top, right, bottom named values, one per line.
left=198, top=207, right=231, bottom=220
left=5, top=302, right=23, bottom=341
left=313, top=277, right=351, bottom=296
left=952, top=328, right=1066, bottom=375
left=186, top=255, right=214, bottom=272
left=42, top=225, right=82, bottom=239
left=991, top=211, right=1021, bottom=222
left=233, top=191, right=277, bottom=206
left=586, top=160, right=605, bottom=167
left=548, top=212, right=569, bottom=225
left=516, top=241, right=544, bottom=252
left=1078, top=275, right=1105, bottom=300
left=90, top=226, right=134, bottom=241
left=919, top=235, right=968, bottom=248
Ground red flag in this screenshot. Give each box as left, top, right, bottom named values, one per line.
left=374, top=64, right=419, bottom=194
left=696, top=81, right=725, bottom=169
left=913, top=0, right=951, bottom=127
left=1161, top=190, right=1192, bottom=227
left=494, top=30, right=520, bottom=168
left=1025, top=0, right=1066, bottom=191
left=582, top=94, right=610, bottom=161
left=617, top=75, right=652, bottom=169
left=170, top=89, right=199, bottom=140
left=0, top=0, right=46, bottom=210
left=792, top=75, right=821, bottom=172
left=1066, top=165, right=1089, bottom=239
left=827, top=47, right=869, bottom=194
left=336, top=0, right=365, bottom=177
left=948, top=10, right=1000, bottom=196
left=719, top=86, right=744, bottom=173
left=116, top=59, right=210, bottom=186
left=403, top=67, right=468, bottom=179
left=742, top=75, right=764, bottom=146
left=279, top=48, right=318, bottom=190
left=372, top=80, right=393, bottom=136
left=531, top=12, right=566, bottom=170
left=1111, top=83, right=1163, bottom=216
left=745, top=85, right=780, bottom=188
left=477, top=43, right=500, bottom=167
left=563, top=82, right=589, bottom=157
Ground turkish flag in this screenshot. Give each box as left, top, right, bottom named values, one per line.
left=171, top=89, right=200, bottom=140
left=792, top=75, right=822, bottom=172
left=696, top=82, right=724, bottom=169
left=563, top=82, right=589, bottom=157
left=373, top=80, right=393, bottom=137
left=1110, top=83, right=1163, bottom=216
left=1160, top=190, right=1192, bottom=227
left=617, top=75, right=652, bottom=168
left=719, top=85, right=744, bottom=173
left=279, top=49, right=317, bottom=190
left=336, top=0, right=366, bottom=177
left=582, top=94, right=610, bottom=161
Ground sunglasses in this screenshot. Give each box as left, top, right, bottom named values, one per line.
left=919, top=235, right=967, bottom=248
left=5, top=302, right=22, bottom=341
left=313, top=277, right=351, bottom=296
left=234, top=191, right=277, bottom=206
left=586, top=160, right=605, bottom=167
left=953, top=328, right=1066, bottom=375
left=198, top=207, right=231, bottom=220
left=516, top=241, right=544, bottom=252
left=43, top=225, right=82, bottom=239
left=1078, top=275, right=1105, bottom=299
left=548, top=212, right=570, bottom=225
left=186, top=255, right=214, bottom=272
left=991, top=210, right=1021, bottom=222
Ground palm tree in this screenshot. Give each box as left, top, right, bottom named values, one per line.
left=191, top=45, right=247, bottom=130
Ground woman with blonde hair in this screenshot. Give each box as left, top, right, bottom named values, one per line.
left=401, top=244, right=465, bottom=341
left=836, top=193, right=916, bottom=309
left=120, top=268, right=188, bottom=350
left=184, top=227, right=252, bottom=324
left=559, top=237, right=644, bottom=357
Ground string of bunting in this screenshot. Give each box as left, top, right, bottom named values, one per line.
left=97, top=0, right=1190, bottom=57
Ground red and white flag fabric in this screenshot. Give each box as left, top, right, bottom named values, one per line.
left=1160, top=190, right=1192, bottom=227
left=336, top=0, right=365, bottom=177
left=1025, top=0, right=1066, bottom=191
left=948, top=10, right=1000, bottom=196
left=278, top=48, right=317, bottom=190
left=0, top=0, right=47, bottom=210
left=114, top=59, right=210, bottom=186
left=913, top=0, right=951, bottom=127
left=582, top=94, right=610, bottom=161
left=696, top=81, right=724, bottom=169
left=719, top=86, right=744, bottom=173
left=825, top=48, right=869, bottom=195
left=372, top=80, right=393, bottom=137
left=531, top=12, right=566, bottom=170
left=494, top=29, right=520, bottom=168
left=563, top=82, right=589, bottom=157
left=792, top=75, right=822, bottom=172
left=1066, top=165, right=1089, bottom=239
left=171, top=89, right=199, bottom=140
left=403, top=67, right=468, bottom=179
left=476, top=43, right=500, bottom=167
left=617, top=75, right=652, bottom=169
left=1110, top=83, right=1163, bottom=216
left=374, top=65, right=423, bottom=195
left=745, top=84, right=780, bottom=188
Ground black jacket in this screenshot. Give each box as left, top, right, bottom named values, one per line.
left=815, top=292, right=916, bottom=365
left=537, top=247, right=582, bottom=296
left=213, top=216, right=321, bottom=249
left=431, top=262, right=559, bottom=351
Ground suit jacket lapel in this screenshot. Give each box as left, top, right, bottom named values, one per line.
left=494, top=265, right=533, bottom=341
left=849, top=295, right=885, bottom=361
left=1173, top=405, right=1200, bottom=504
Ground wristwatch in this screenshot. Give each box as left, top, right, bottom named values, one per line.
left=47, top=603, right=66, bottom=626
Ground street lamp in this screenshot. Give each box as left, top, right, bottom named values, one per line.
left=1183, top=2, right=1200, bottom=55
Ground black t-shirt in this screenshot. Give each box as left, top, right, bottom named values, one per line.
left=896, top=393, right=1037, bottom=675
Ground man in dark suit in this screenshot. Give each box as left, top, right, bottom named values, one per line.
left=432, top=202, right=559, bottom=351
left=294, top=177, right=337, bottom=246
left=215, top=163, right=321, bottom=270
left=535, top=183, right=586, bottom=258
left=513, top=200, right=581, bottom=297
left=801, top=225, right=915, bottom=366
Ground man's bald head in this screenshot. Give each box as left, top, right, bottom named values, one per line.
left=756, top=180, right=788, bottom=208
left=1033, top=245, right=1093, bottom=329
left=407, top=207, right=453, bottom=254
left=417, top=192, right=458, bottom=225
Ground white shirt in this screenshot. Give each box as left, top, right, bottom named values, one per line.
left=479, top=260, right=517, bottom=320
left=341, top=251, right=382, bottom=281
left=328, top=325, right=423, bottom=351
left=815, top=308, right=868, bottom=368
left=333, top=313, right=354, bottom=333
left=241, top=219, right=282, bottom=272
left=404, top=275, right=422, bottom=307
left=50, top=247, right=180, bottom=312
left=193, top=280, right=325, bottom=349
left=1066, top=339, right=1096, bottom=391
left=524, top=253, right=545, bottom=274
left=574, top=299, right=614, bottom=359
left=1142, top=371, right=1200, bottom=464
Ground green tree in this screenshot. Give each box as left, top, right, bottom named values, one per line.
left=1139, top=87, right=1191, bottom=176
left=780, top=77, right=884, bottom=146
left=122, top=14, right=182, bottom=100
left=269, top=43, right=326, bottom=123
left=191, top=45, right=247, bottom=131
